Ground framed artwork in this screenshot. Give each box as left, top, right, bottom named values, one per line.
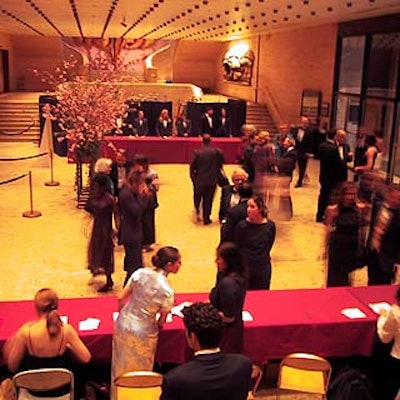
left=300, top=90, right=321, bottom=125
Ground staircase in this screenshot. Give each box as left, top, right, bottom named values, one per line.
left=246, top=102, right=278, bottom=135
left=0, top=96, right=40, bottom=143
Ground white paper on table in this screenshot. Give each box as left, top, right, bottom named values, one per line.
left=156, top=313, right=173, bottom=323
left=341, top=308, right=367, bottom=319
left=60, top=315, right=68, bottom=324
left=171, top=301, right=193, bottom=318
left=78, top=317, right=101, bottom=331
left=112, top=312, right=119, bottom=322
left=242, top=310, right=253, bottom=322
left=369, top=302, right=391, bottom=315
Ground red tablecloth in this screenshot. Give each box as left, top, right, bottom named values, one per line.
left=68, top=137, right=243, bottom=164
left=0, top=286, right=395, bottom=366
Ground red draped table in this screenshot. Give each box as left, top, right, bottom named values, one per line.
left=0, top=286, right=396, bottom=365
left=68, top=137, right=243, bottom=164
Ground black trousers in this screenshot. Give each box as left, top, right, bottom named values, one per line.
left=193, top=184, right=216, bottom=222
left=367, top=250, right=394, bottom=285
left=123, top=243, right=143, bottom=286
left=297, top=155, right=308, bottom=186
left=316, top=184, right=335, bottom=222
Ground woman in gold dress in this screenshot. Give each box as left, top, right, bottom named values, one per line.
left=111, top=246, right=182, bottom=391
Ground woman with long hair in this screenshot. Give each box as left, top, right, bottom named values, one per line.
left=111, top=246, right=181, bottom=393
left=234, top=195, right=276, bottom=290
left=210, top=242, right=247, bottom=353
left=4, top=288, right=91, bottom=397
left=324, top=181, right=368, bottom=286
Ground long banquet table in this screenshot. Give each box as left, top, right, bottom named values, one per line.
left=0, top=286, right=396, bottom=366
left=68, top=136, right=243, bottom=164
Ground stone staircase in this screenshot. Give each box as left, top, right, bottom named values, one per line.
left=0, top=99, right=40, bottom=143
left=246, top=102, right=278, bottom=135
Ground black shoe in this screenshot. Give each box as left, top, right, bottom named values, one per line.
left=295, top=183, right=302, bottom=188
left=203, top=219, right=212, bottom=225
left=98, top=284, right=113, bottom=293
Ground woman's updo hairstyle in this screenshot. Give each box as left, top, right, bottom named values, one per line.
left=152, top=246, right=180, bottom=270
left=34, top=288, right=62, bottom=337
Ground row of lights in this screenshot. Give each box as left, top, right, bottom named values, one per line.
left=25, top=0, right=64, bottom=36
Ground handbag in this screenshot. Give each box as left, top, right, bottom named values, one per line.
left=217, top=168, right=229, bottom=187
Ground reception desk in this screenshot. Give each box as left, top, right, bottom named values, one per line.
left=0, top=286, right=396, bottom=366
left=68, top=136, right=243, bottom=164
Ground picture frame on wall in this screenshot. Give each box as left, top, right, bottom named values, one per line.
left=300, top=90, right=321, bottom=125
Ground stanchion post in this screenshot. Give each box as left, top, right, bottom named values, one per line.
left=23, top=171, right=42, bottom=218
left=45, top=150, right=60, bottom=186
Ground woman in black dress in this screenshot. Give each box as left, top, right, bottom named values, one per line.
left=234, top=195, right=276, bottom=290
left=85, top=172, right=117, bottom=292
left=210, top=242, right=247, bottom=353
left=324, top=181, right=367, bottom=287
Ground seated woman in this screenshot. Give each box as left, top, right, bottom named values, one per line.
left=155, top=109, right=173, bottom=137
left=4, top=288, right=91, bottom=397
left=175, top=112, right=192, bottom=137
left=210, top=242, right=247, bottom=353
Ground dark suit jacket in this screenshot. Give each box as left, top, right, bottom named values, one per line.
left=199, top=114, right=217, bottom=136
left=277, top=148, right=297, bottom=179
left=160, top=352, right=252, bottom=400
left=294, top=126, right=314, bottom=156
left=190, top=145, right=224, bottom=187
left=219, top=185, right=236, bottom=222
left=220, top=200, right=248, bottom=243
left=318, top=140, right=342, bottom=188
left=217, top=117, right=231, bottom=137
left=338, top=143, right=352, bottom=182
left=176, top=119, right=192, bottom=136
left=155, top=120, right=173, bottom=136
left=133, top=118, right=149, bottom=136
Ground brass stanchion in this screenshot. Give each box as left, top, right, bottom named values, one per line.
left=45, top=150, right=60, bottom=186
left=23, top=171, right=42, bottom=218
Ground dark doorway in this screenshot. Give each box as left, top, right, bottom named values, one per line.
left=0, top=50, right=10, bottom=93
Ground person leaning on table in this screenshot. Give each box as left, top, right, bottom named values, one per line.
left=3, top=288, right=91, bottom=398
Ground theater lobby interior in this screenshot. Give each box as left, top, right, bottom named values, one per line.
left=1, top=1, right=400, bottom=399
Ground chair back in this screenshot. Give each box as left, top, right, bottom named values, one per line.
left=12, top=368, right=74, bottom=399
left=114, top=371, right=163, bottom=400
left=278, top=353, right=331, bottom=397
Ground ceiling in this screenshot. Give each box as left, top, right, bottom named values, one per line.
left=1, top=0, right=400, bottom=41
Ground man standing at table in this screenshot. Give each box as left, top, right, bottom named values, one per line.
left=190, top=134, right=224, bottom=225
left=160, top=302, right=252, bottom=400
left=199, top=106, right=217, bottom=136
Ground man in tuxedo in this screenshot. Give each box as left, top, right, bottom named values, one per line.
left=199, top=106, right=217, bottom=136
left=335, top=129, right=353, bottom=182
left=293, top=116, right=314, bottom=187
left=367, top=184, right=400, bottom=284
left=316, top=129, right=342, bottom=222
left=218, top=168, right=248, bottom=223
left=190, top=134, right=224, bottom=225
left=133, top=110, right=149, bottom=136
left=160, top=302, right=252, bottom=400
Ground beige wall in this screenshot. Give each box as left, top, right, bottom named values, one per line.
left=11, top=36, right=63, bottom=91
left=0, top=32, right=15, bottom=91
left=215, top=23, right=338, bottom=124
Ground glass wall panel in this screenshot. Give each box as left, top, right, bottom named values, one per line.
left=367, top=33, right=400, bottom=99
left=338, top=36, right=365, bottom=94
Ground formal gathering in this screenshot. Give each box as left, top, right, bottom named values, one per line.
left=0, top=1, right=399, bottom=399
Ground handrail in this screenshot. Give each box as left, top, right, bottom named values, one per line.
left=256, top=85, right=286, bottom=126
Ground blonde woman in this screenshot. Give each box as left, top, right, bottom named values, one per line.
left=155, top=108, right=172, bottom=137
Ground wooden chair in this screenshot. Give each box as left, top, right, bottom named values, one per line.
left=247, top=364, right=263, bottom=400
left=12, top=368, right=74, bottom=400
left=114, top=371, right=163, bottom=400
left=277, top=353, right=331, bottom=399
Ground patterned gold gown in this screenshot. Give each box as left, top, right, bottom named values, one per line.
left=111, top=267, right=174, bottom=385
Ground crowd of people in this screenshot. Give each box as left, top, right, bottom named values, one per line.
left=113, top=105, right=235, bottom=137
left=1, top=117, right=399, bottom=399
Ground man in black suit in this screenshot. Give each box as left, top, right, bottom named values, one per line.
left=199, top=106, right=217, bottom=136
left=367, top=184, right=400, bottom=284
left=316, top=129, right=342, bottom=222
left=220, top=183, right=253, bottom=243
left=218, top=167, right=248, bottom=223
left=293, top=116, right=314, bottom=187
left=335, top=129, right=353, bottom=182
left=160, top=302, right=252, bottom=400
left=133, top=110, right=149, bottom=136
left=190, top=134, right=224, bottom=225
